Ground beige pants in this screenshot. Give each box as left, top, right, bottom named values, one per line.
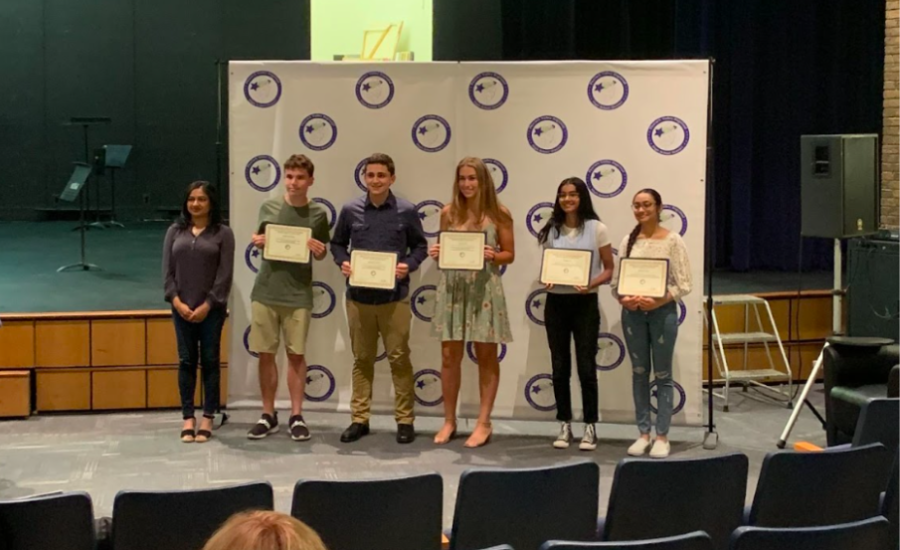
left=346, top=299, right=415, bottom=424
left=249, top=301, right=311, bottom=355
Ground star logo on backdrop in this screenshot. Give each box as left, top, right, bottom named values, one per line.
left=251, top=249, right=259, bottom=258
left=417, top=296, right=427, bottom=305
left=416, top=380, right=426, bottom=389
left=418, top=211, right=427, bottom=220
left=362, top=82, right=371, bottom=91
left=252, top=166, right=261, bottom=175
left=532, top=385, right=542, bottom=394
left=594, top=82, right=604, bottom=92
left=250, top=82, right=259, bottom=91
left=306, top=125, right=315, bottom=134
left=533, top=213, right=543, bottom=223
left=654, top=127, right=665, bottom=137
left=418, top=126, right=428, bottom=135
left=532, top=299, right=542, bottom=309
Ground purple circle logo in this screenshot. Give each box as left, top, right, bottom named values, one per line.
left=245, top=242, right=262, bottom=273
left=305, top=365, right=336, bottom=402
left=649, top=379, right=687, bottom=415
left=299, top=113, right=338, bottom=151
left=499, top=264, right=508, bottom=276
left=414, top=369, right=443, bottom=407
left=525, top=373, right=556, bottom=412
left=311, top=282, right=336, bottom=319
left=587, top=71, right=629, bottom=110
left=412, top=115, right=451, bottom=153
left=243, top=326, right=259, bottom=358
left=245, top=155, right=281, bottom=192
left=660, top=204, right=688, bottom=236
left=677, top=300, right=687, bottom=326
left=647, top=116, right=690, bottom=155
left=466, top=342, right=508, bottom=364
left=244, top=71, right=282, bottom=108
left=596, top=332, right=626, bottom=371
left=355, top=71, right=394, bottom=109
left=411, top=285, right=438, bottom=322
left=311, top=197, right=336, bottom=230
left=527, top=115, right=568, bottom=154
left=526, top=202, right=555, bottom=239
left=525, top=288, right=549, bottom=326
left=586, top=160, right=628, bottom=198
left=483, top=158, right=508, bottom=193
left=416, top=200, right=444, bottom=238
left=468, top=72, right=509, bottom=110
left=354, top=158, right=368, bottom=192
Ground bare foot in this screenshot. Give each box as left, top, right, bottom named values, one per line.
left=434, top=421, right=457, bottom=445
left=464, top=422, right=493, bottom=448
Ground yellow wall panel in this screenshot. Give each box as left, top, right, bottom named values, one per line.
left=0, top=371, right=31, bottom=417
left=0, top=321, right=35, bottom=368
left=35, top=321, right=90, bottom=368
left=146, top=318, right=178, bottom=365
left=92, top=319, right=146, bottom=367
left=37, top=370, right=90, bottom=411
left=92, top=369, right=146, bottom=410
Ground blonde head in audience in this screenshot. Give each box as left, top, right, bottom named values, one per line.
left=202, top=510, right=328, bottom=550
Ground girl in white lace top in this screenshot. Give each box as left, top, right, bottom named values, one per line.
left=610, top=188, right=692, bottom=459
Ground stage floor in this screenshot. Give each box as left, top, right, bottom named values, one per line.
left=0, top=221, right=833, bottom=313
left=0, top=386, right=828, bottom=524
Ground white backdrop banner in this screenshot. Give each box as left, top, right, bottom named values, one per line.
left=229, top=60, right=709, bottom=426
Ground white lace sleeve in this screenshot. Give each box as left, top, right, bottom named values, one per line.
left=667, top=234, right=692, bottom=300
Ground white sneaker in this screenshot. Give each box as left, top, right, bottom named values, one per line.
left=649, top=438, right=670, bottom=458
left=553, top=422, right=572, bottom=449
left=627, top=436, right=652, bottom=456
left=579, top=424, right=597, bottom=451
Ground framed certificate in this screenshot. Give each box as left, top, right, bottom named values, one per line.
left=263, top=223, right=312, bottom=263
left=540, top=248, right=593, bottom=287
left=349, top=250, right=398, bottom=290
left=617, top=258, right=669, bottom=298
left=439, top=231, right=486, bottom=271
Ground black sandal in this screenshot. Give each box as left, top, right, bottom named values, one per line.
left=195, top=414, right=214, bottom=443
left=181, top=417, right=196, bottom=443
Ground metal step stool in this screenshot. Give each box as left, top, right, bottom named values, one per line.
left=704, top=294, right=794, bottom=411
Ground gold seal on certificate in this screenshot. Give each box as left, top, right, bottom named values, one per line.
left=349, top=250, right=398, bottom=290
left=438, top=231, right=486, bottom=271
left=617, top=258, right=669, bottom=298
left=263, top=223, right=312, bottom=263
left=540, top=249, right=593, bottom=287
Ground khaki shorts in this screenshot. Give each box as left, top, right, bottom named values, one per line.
left=249, top=301, right=311, bottom=355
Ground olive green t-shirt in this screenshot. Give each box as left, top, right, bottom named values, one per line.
left=250, top=196, right=331, bottom=309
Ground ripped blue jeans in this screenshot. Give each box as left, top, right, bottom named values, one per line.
left=621, top=302, right=678, bottom=436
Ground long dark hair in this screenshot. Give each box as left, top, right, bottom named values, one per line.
left=178, top=181, right=222, bottom=228
left=537, top=177, right=599, bottom=245
left=625, top=188, right=663, bottom=257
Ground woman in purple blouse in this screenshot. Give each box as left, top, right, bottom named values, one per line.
left=162, top=181, right=234, bottom=443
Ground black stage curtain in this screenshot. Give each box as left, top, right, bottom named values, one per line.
left=498, top=0, right=884, bottom=271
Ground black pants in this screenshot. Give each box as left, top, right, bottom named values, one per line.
left=172, top=306, right=226, bottom=419
left=544, top=293, right=600, bottom=423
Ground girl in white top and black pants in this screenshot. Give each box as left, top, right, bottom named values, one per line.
left=537, top=177, right=615, bottom=451
left=611, top=188, right=692, bottom=459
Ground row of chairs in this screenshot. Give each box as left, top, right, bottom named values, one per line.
left=0, top=444, right=896, bottom=550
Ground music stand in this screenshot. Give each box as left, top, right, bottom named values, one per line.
left=96, top=144, right=132, bottom=228
left=63, top=116, right=110, bottom=230
left=58, top=162, right=101, bottom=272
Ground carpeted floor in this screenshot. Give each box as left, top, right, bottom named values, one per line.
left=0, top=385, right=827, bottom=525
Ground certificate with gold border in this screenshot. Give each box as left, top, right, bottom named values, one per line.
left=438, top=231, right=486, bottom=270
left=263, top=223, right=311, bottom=263
left=349, top=250, right=398, bottom=290
left=540, top=249, right=593, bottom=286
left=617, top=258, right=669, bottom=298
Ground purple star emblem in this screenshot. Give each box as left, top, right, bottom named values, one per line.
left=306, top=376, right=313, bottom=384
left=532, top=385, right=541, bottom=394
left=418, top=211, right=427, bottom=220
left=251, top=249, right=260, bottom=258
left=532, top=299, right=542, bottom=309
left=418, top=126, right=428, bottom=136
left=250, top=82, right=260, bottom=91
left=306, top=124, right=315, bottom=134
left=252, top=166, right=261, bottom=175
left=593, top=171, right=602, bottom=180
left=654, top=127, right=664, bottom=137
left=594, top=82, right=604, bottom=92
left=533, top=214, right=543, bottom=223
left=416, top=380, right=426, bottom=389
left=476, top=83, right=485, bottom=93
left=362, top=82, right=371, bottom=92
left=417, top=296, right=427, bottom=305
left=534, top=127, right=543, bottom=137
